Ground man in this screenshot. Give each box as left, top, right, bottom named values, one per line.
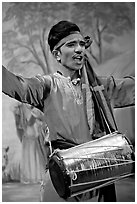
left=2, top=20, right=135, bottom=202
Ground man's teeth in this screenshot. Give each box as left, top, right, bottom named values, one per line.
left=74, top=56, right=82, bottom=60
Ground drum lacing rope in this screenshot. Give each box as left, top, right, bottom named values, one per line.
left=70, top=173, right=133, bottom=187
left=63, top=144, right=133, bottom=149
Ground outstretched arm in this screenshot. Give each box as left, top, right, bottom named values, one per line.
left=2, top=65, right=51, bottom=110
left=85, top=51, right=135, bottom=108
left=99, top=75, right=135, bottom=108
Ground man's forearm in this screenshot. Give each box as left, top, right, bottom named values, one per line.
left=2, top=65, right=51, bottom=109
left=112, top=76, right=135, bottom=108
left=2, top=65, right=26, bottom=102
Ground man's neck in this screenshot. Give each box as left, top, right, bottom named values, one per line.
left=57, top=64, right=81, bottom=80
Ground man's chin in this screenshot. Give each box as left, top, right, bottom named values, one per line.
left=73, top=62, right=83, bottom=69
left=67, top=63, right=83, bottom=71
left=76, top=64, right=83, bottom=70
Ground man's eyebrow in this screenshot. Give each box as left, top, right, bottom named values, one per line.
left=66, top=40, right=76, bottom=44
left=66, top=39, right=85, bottom=44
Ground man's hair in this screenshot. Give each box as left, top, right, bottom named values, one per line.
left=48, top=20, right=80, bottom=52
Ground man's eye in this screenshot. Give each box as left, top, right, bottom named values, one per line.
left=65, top=41, right=86, bottom=48
left=66, top=42, right=76, bottom=47
left=80, top=41, right=86, bottom=47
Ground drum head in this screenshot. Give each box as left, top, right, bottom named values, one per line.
left=49, top=154, right=70, bottom=199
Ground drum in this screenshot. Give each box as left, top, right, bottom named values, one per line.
left=49, top=132, right=134, bottom=199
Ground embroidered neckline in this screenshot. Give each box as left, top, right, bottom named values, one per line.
left=54, top=72, right=83, bottom=105
left=56, top=71, right=81, bottom=85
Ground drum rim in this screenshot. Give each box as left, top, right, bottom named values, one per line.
left=49, top=153, right=71, bottom=199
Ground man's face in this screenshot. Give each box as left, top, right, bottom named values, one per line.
left=58, top=34, right=86, bottom=71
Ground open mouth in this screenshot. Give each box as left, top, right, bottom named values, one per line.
left=73, top=55, right=83, bottom=63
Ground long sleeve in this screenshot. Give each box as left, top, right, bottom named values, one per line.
left=85, top=50, right=135, bottom=109
left=2, top=65, right=51, bottom=110
left=99, top=75, right=135, bottom=108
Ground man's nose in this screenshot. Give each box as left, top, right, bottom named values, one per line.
left=75, top=43, right=83, bottom=53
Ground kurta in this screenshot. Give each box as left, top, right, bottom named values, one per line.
left=43, top=72, right=91, bottom=144
left=2, top=65, right=135, bottom=146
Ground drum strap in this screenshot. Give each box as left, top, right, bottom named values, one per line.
left=51, top=139, right=77, bottom=150
left=84, top=57, right=118, bottom=132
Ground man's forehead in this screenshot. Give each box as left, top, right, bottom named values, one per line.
left=64, top=34, right=84, bottom=42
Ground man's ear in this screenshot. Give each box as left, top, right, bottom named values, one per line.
left=52, top=50, right=61, bottom=61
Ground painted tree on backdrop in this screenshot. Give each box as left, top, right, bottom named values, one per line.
left=2, top=2, right=135, bottom=75
left=2, top=2, right=74, bottom=74
left=72, top=2, right=135, bottom=64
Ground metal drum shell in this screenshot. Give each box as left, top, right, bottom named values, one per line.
left=49, top=132, right=134, bottom=199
